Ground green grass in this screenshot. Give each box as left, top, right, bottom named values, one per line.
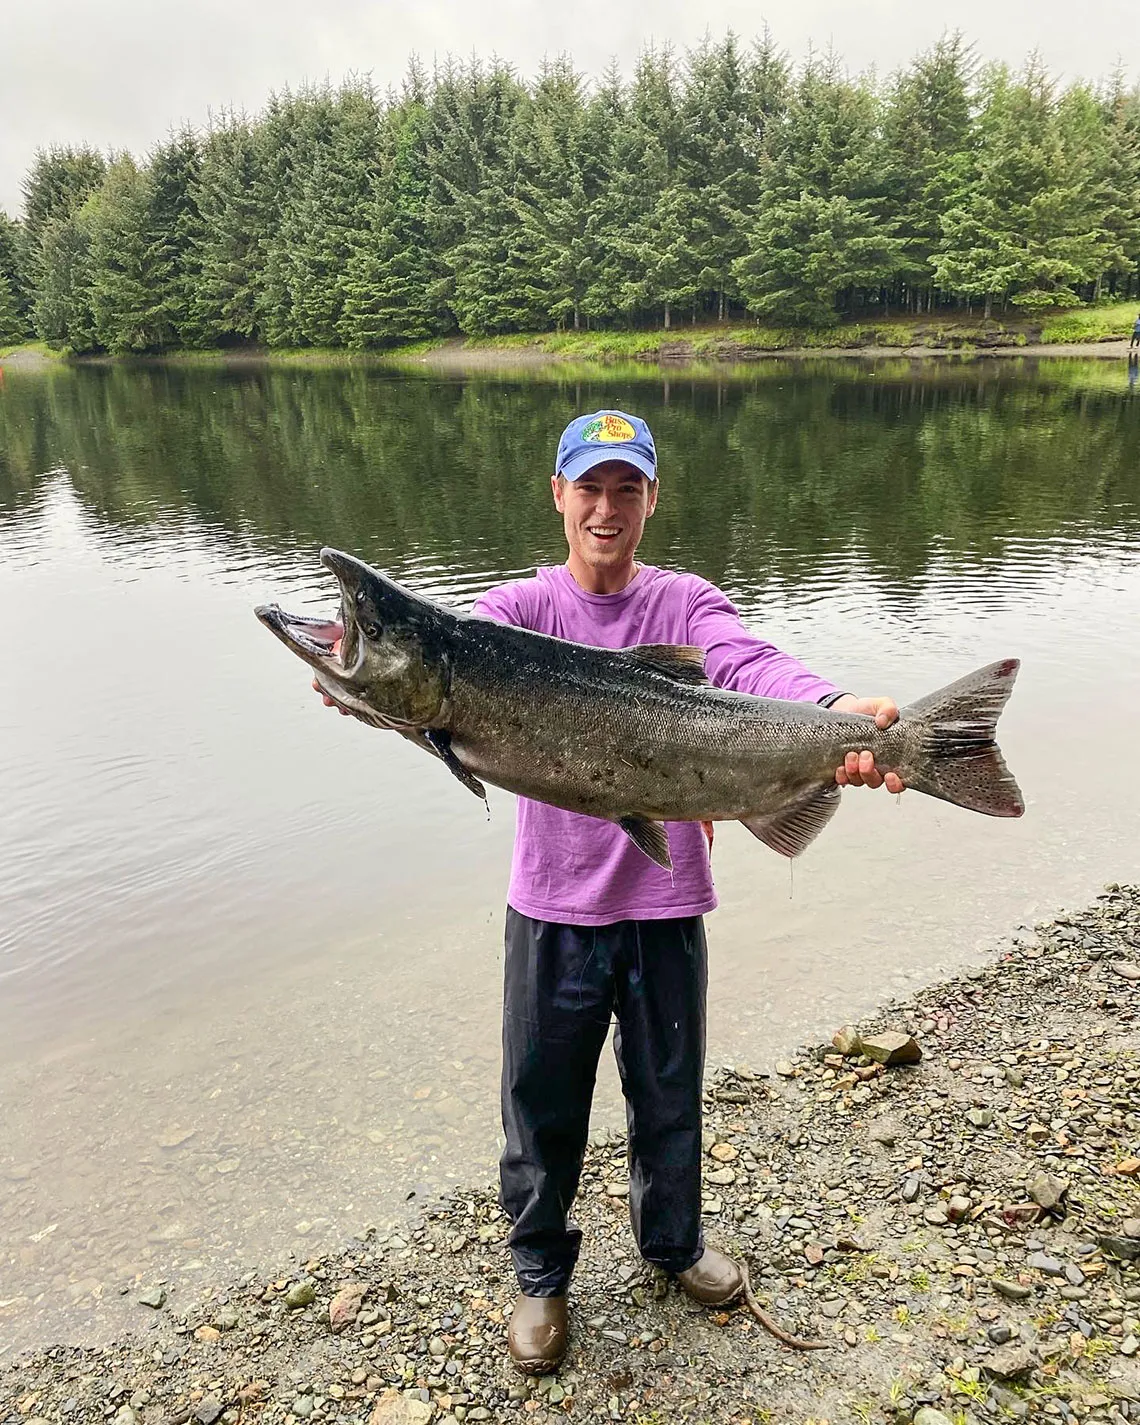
left=0, top=340, right=64, bottom=361
left=1040, top=300, right=1139, bottom=343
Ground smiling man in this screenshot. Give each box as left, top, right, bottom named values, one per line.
left=315, top=407, right=900, bottom=1371
left=465, top=409, right=902, bottom=1372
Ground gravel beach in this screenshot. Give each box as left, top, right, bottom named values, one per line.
left=4, top=885, right=1138, bottom=1425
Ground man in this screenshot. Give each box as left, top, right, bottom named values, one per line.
left=1130, top=313, right=1140, bottom=349
left=318, top=409, right=902, bottom=1375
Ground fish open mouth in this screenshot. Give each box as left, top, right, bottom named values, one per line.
left=254, top=605, right=348, bottom=673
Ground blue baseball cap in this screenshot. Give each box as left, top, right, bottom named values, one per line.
left=555, top=410, right=657, bottom=482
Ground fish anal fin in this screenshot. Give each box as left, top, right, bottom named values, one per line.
left=622, top=644, right=708, bottom=685
left=741, top=782, right=843, bottom=859
left=619, top=816, right=673, bottom=870
left=423, top=729, right=488, bottom=801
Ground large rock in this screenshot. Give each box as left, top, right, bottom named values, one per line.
left=369, top=1391, right=435, bottom=1425
left=859, top=1031, right=922, bottom=1066
left=1027, top=1172, right=1069, bottom=1214
left=984, top=1343, right=1036, bottom=1380
left=330, top=1281, right=367, bottom=1334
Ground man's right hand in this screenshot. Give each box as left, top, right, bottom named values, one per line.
left=312, top=624, right=349, bottom=713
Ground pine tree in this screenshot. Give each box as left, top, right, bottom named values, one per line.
left=511, top=57, right=610, bottom=331
left=735, top=54, right=904, bottom=323
left=86, top=156, right=164, bottom=351
left=143, top=129, right=203, bottom=347
left=0, top=273, right=23, bottom=344
left=424, top=58, right=528, bottom=332
left=589, top=45, right=683, bottom=326
left=340, top=75, right=444, bottom=347
left=934, top=60, right=1110, bottom=314
left=0, top=213, right=31, bottom=338
left=191, top=116, right=264, bottom=344
left=22, top=146, right=106, bottom=246
left=880, top=33, right=975, bottom=309
left=33, top=212, right=98, bottom=351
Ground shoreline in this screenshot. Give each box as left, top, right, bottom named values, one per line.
left=4, top=887, right=1138, bottom=1423
left=2, top=334, right=1137, bottom=375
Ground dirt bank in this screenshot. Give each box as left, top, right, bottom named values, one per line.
left=4, top=886, right=1138, bottom=1425
left=407, top=336, right=1136, bottom=372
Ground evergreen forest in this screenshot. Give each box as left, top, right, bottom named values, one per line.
left=2, top=33, right=1140, bottom=354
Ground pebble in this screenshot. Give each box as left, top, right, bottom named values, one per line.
left=993, top=1279, right=1034, bottom=1301
left=284, top=1280, right=317, bottom=1309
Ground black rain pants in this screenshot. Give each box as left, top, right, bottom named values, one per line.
left=499, top=907, right=707, bottom=1296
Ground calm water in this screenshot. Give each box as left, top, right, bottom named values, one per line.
left=2, top=356, right=1139, bottom=1355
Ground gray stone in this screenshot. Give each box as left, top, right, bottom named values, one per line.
left=987, top=1324, right=1014, bottom=1345
left=1028, top=1172, right=1069, bottom=1213
left=984, top=1343, right=1036, bottom=1380
left=993, top=1279, right=1033, bottom=1301
left=913, top=1411, right=955, bottom=1425
left=1027, top=1252, right=1065, bottom=1276
left=902, top=1174, right=921, bottom=1203
left=195, top=1400, right=225, bottom=1425
left=137, top=1286, right=167, bottom=1309
left=967, top=1108, right=994, bottom=1128
left=1097, top=1233, right=1140, bottom=1261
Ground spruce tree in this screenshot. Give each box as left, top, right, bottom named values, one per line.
left=880, top=33, right=975, bottom=309
left=191, top=116, right=264, bottom=344
left=0, top=214, right=31, bottom=338
left=340, top=76, right=443, bottom=346
left=33, top=212, right=98, bottom=351
left=86, top=156, right=156, bottom=351
left=143, top=129, right=203, bottom=347
left=735, top=54, right=904, bottom=323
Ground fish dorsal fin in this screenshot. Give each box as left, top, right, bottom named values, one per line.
left=622, top=644, right=708, bottom=685
left=619, top=816, right=673, bottom=871
left=740, top=782, right=843, bottom=859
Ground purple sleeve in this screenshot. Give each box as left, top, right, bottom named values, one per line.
left=685, top=578, right=842, bottom=704
left=472, top=582, right=529, bottom=628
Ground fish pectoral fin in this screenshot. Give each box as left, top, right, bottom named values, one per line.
left=619, top=816, right=673, bottom=871
left=740, top=782, right=843, bottom=859
left=422, top=729, right=488, bottom=801
left=622, top=644, right=709, bottom=685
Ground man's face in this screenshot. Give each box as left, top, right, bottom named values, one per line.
left=551, top=460, right=658, bottom=574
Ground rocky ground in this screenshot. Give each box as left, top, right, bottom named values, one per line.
left=4, top=885, right=1139, bottom=1425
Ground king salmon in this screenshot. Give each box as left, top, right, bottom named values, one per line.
left=256, top=549, right=1024, bottom=867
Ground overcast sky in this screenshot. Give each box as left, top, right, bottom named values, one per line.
left=3, top=0, right=1138, bottom=218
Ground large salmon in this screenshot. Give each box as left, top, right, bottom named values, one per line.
left=256, top=549, right=1023, bottom=867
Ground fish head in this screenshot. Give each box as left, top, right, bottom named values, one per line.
left=255, top=548, right=450, bottom=729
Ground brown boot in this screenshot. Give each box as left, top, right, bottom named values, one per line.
left=507, top=1293, right=568, bottom=1374
left=675, top=1246, right=744, bottom=1307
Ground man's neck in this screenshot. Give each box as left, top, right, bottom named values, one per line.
left=565, top=555, right=640, bottom=595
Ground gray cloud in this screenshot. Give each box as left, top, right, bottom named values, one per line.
left=2, top=0, right=1137, bottom=217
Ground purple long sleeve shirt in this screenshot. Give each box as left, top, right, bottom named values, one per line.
left=472, top=563, right=841, bottom=926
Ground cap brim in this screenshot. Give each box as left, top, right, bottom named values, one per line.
left=558, top=447, right=656, bottom=481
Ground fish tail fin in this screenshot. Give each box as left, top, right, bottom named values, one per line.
left=899, top=659, right=1024, bottom=818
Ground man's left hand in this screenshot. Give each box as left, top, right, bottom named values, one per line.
left=830, top=695, right=905, bottom=793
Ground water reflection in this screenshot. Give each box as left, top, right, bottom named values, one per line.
left=1, top=358, right=1139, bottom=1358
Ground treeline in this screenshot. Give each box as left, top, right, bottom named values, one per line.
left=2, top=34, right=1140, bottom=353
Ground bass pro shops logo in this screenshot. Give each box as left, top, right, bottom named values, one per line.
left=581, top=414, right=637, bottom=444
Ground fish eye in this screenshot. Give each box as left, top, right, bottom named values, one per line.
left=359, top=616, right=382, bottom=640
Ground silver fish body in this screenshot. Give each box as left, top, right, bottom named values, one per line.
left=256, top=550, right=1024, bottom=866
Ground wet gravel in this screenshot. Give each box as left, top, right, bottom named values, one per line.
left=3, top=885, right=1139, bottom=1425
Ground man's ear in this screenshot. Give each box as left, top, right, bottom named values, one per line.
left=646, top=482, right=659, bottom=518
left=551, top=473, right=566, bottom=511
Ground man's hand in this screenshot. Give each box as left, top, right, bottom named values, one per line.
left=312, top=624, right=350, bottom=713
left=830, top=694, right=905, bottom=793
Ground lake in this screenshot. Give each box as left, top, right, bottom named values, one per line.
left=1, top=355, right=1139, bottom=1355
